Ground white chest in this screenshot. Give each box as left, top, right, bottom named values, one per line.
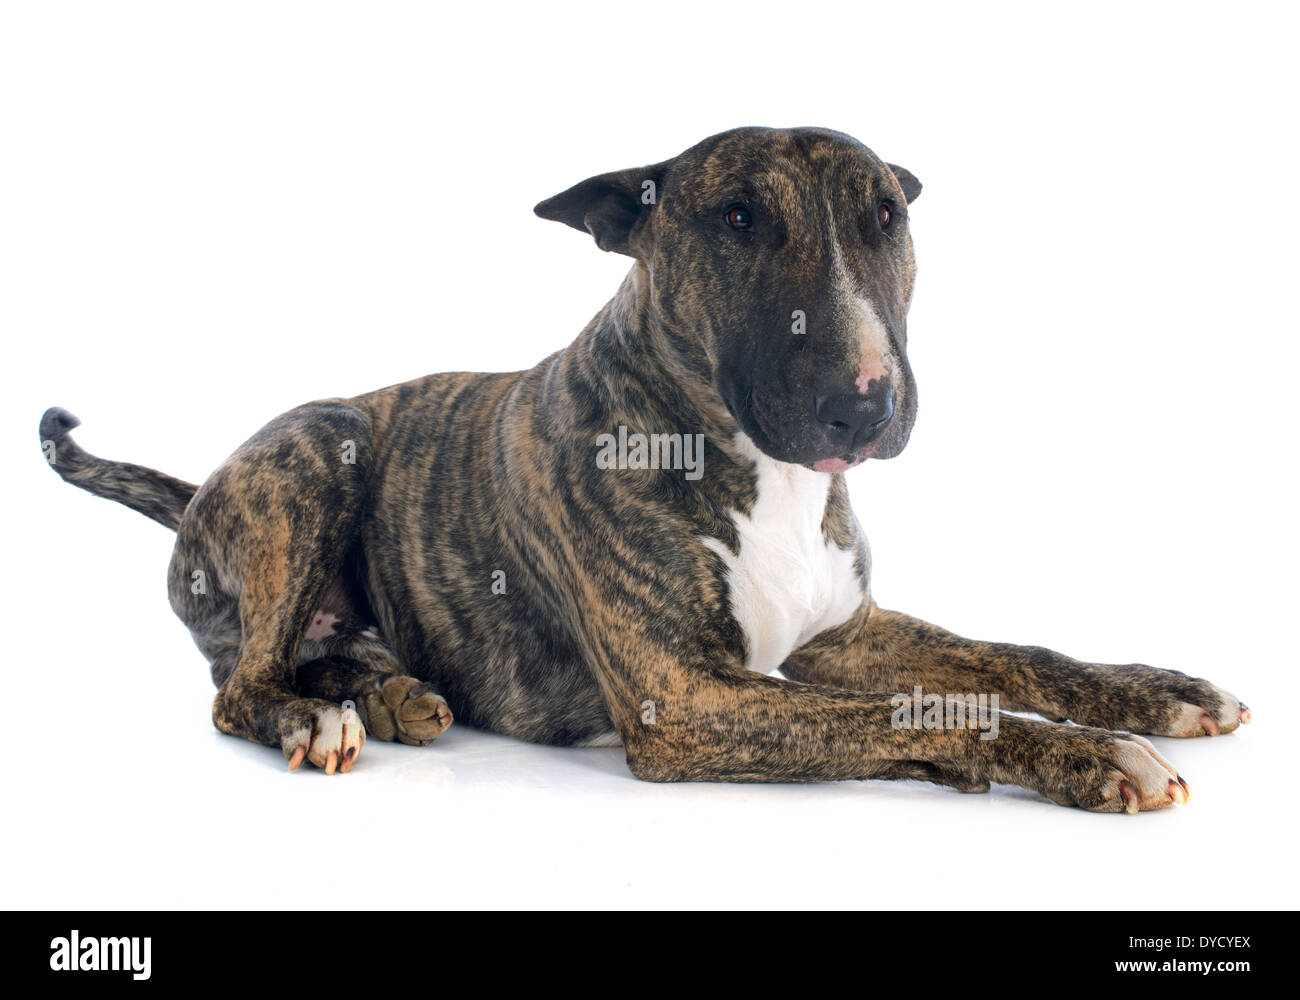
left=701, top=435, right=866, bottom=674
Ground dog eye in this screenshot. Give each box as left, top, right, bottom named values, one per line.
left=725, top=205, right=753, bottom=231
left=878, top=202, right=891, bottom=229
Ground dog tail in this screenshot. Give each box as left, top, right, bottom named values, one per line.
left=39, top=407, right=198, bottom=530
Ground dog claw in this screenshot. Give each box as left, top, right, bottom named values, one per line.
left=1168, top=779, right=1188, bottom=805
left=1177, top=776, right=1192, bottom=801
left=282, top=703, right=365, bottom=774
left=1239, top=704, right=1252, bottom=725
left=1118, top=779, right=1140, bottom=814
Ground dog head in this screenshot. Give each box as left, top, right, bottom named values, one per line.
left=535, top=126, right=921, bottom=470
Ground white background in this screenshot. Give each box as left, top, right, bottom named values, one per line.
left=3, top=1, right=1295, bottom=909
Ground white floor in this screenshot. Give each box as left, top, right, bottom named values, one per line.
left=5, top=685, right=1281, bottom=910
left=4, top=499, right=1290, bottom=909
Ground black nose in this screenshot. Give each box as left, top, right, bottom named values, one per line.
left=814, top=383, right=896, bottom=444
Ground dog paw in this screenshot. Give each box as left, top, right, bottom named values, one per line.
left=1131, top=671, right=1251, bottom=738
left=1069, top=664, right=1251, bottom=738
left=1160, top=685, right=1251, bottom=738
left=1024, top=725, right=1190, bottom=813
left=358, top=675, right=452, bottom=746
left=279, top=700, right=365, bottom=775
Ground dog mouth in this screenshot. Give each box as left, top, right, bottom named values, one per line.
left=730, top=378, right=909, bottom=472
left=806, top=442, right=880, bottom=473
left=807, top=452, right=869, bottom=473
left=797, top=415, right=901, bottom=473
left=746, top=395, right=885, bottom=472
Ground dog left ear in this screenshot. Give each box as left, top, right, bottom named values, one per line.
left=534, top=162, right=668, bottom=257
left=886, top=163, right=922, bottom=204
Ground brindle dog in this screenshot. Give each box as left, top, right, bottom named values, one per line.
left=41, top=126, right=1249, bottom=811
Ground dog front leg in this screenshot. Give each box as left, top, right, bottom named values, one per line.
left=589, top=643, right=1188, bottom=813
left=783, top=604, right=1250, bottom=738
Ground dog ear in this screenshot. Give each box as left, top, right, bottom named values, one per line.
left=886, top=163, right=922, bottom=204
left=534, top=163, right=667, bottom=257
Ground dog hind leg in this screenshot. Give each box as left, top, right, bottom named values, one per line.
left=295, top=654, right=453, bottom=745
left=167, top=400, right=378, bottom=773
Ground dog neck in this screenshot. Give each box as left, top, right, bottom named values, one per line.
left=554, top=263, right=782, bottom=514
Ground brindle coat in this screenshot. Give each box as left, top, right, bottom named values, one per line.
left=41, top=127, right=1249, bottom=810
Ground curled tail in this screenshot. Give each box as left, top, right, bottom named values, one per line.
left=39, top=407, right=198, bottom=530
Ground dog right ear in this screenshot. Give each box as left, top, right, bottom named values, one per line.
left=886, top=163, right=922, bottom=204
left=534, top=162, right=668, bottom=258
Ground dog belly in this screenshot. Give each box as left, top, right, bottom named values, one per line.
left=360, top=551, right=616, bottom=745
